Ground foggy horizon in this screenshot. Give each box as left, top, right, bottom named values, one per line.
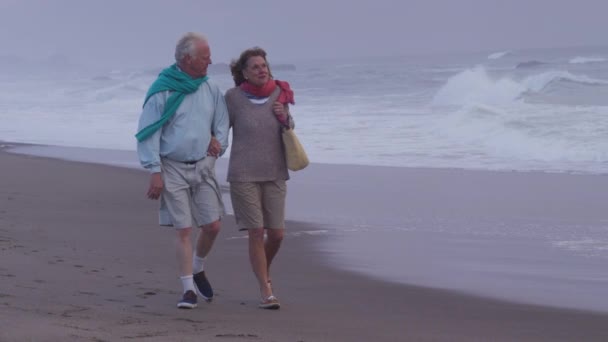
left=1, top=0, right=607, bottom=69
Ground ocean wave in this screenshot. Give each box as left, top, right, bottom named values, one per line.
left=552, top=239, right=608, bottom=255
left=569, top=56, right=607, bottom=64
left=432, top=66, right=608, bottom=106
left=432, top=66, right=523, bottom=106
left=515, top=60, right=547, bottom=69
left=524, top=70, right=608, bottom=92
left=429, top=103, right=608, bottom=174
left=487, top=50, right=512, bottom=60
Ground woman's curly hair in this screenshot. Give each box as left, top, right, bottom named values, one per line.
left=230, top=47, right=273, bottom=86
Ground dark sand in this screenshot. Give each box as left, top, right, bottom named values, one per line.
left=1, top=149, right=608, bottom=341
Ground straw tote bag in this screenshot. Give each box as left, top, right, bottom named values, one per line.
left=282, top=127, right=309, bottom=171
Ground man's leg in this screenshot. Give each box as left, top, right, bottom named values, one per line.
left=160, top=159, right=199, bottom=308
left=191, top=156, right=224, bottom=301
left=176, top=227, right=198, bottom=309
left=176, top=227, right=194, bottom=276
left=195, top=220, right=221, bottom=259
left=192, top=220, right=221, bottom=301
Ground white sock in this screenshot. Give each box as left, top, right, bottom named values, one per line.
left=193, top=255, right=205, bottom=274
left=180, top=275, right=196, bottom=294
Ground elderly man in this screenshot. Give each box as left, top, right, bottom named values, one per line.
left=136, top=32, right=229, bottom=309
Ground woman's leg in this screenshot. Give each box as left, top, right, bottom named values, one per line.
left=261, top=180, right=287, bottom=282
left=248, top=227, right=273, bottom=299
left=265, top=228, right=284, bottom=279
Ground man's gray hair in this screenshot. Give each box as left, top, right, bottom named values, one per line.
left=175, top=32, right=208, bottom=62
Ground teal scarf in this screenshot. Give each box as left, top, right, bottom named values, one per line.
left=135, top=64, right=208, bottom=142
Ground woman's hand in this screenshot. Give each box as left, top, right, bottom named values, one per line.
left=273, top=101, right=287, bottom=122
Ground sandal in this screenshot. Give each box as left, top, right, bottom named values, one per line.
left=259, top=295, right=281, bottom=310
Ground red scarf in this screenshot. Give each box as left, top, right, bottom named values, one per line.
left=240, top=80, right=295, bottom=105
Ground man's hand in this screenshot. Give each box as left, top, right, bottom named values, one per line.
left=147, top=172, right=163, bottom=200
left=273, top=101, right=287, bottom=122
left=207, top=136, right=221, bottom=157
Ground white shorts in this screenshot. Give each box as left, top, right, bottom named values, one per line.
left=159, top=157, right=224, bottom=229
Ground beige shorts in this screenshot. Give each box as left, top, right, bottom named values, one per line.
left=159, top=157, right=225, bottom=229
left=230, top=180, right=287, bottom=230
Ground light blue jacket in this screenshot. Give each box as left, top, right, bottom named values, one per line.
left=136, top=81, right=229, bottom=173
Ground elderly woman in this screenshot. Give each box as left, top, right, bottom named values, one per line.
left=225, top=47, right=296, bottom=310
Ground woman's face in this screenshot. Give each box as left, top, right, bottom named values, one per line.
left=243, top=56, right=269, bottom=86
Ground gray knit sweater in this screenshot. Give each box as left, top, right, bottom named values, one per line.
left=225, top=87, right=295, bottom=182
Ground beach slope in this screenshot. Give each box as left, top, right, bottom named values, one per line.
left=1, top=150, right=607, bottom=341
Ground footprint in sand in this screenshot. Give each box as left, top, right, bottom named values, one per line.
left=61, top=306, right=90, bottom=318
left=105, top=298, right=125, bottom=303
left=215, top=333, right=259, bottom=339
left=136, top=291, right=157, bottom=299
left=173, top=317, right=205, bottom=324
left=48, top=258, right=64, bottom=265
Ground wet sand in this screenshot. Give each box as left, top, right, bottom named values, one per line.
left=1, top=149, right=608, bottom=341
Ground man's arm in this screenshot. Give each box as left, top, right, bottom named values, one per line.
left=137, top=94, right=163, bottom=173
left=212, top=88, right=230, bottom=157
left=137, top=94, right=164, bottom=200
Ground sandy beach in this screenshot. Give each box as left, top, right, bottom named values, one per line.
left=1, top=148, right=608, bottom=342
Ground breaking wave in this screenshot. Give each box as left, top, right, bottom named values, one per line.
left=432, top=66, right=608, bottom=106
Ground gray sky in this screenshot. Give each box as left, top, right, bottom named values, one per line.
left=1, top=0, right=606, bottom=68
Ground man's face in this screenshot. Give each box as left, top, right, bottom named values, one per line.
left=183, top=40, right=212, bottom=78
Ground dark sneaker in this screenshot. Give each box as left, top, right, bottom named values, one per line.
left=259, top=295, right=281, bottom=310
left=193, top=271, right=214, bottom=302
left=177, top=290, right=197, bottom=309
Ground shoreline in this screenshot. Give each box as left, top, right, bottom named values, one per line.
left=1, top=148, right=608, bottom=340
left=4, top=140, right=607, bottom=177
